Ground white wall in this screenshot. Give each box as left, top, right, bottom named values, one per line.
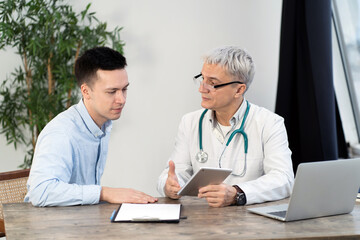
left=0, top=0, right=282, bottom=196
left=0, top=49, right=26, bottom=169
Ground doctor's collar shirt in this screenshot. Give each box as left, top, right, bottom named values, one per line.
left=157, top=98, right=294, bottom=205
left=24, top=99, right=112, bottom=207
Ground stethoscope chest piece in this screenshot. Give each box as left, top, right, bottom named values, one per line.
left=195, top=150, right=208, bottom=163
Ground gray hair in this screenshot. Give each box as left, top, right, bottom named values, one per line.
left=203, top=46, right=255, bottom=92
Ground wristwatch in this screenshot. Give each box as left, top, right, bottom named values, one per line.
left=233, top=185, right=247, bottom=206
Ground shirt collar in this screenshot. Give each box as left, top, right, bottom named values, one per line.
left=75, top=99, right=112, bottom=138
left=208, top=97, right=248, bottom=128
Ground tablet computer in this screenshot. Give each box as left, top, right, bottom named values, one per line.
left=177, top=167, right=232, bottom=196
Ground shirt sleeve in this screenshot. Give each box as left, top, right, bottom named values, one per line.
left=25, top=130, right=101, bottom=207
left=157, top=115, right=194, bottom=196
left=237, top=116, right=294, bottom=205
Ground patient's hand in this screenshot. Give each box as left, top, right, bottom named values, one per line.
left=100, top=187, right=158, bottom=204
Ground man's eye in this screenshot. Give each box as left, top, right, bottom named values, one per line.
left=107, top=91, right=116, bottom=94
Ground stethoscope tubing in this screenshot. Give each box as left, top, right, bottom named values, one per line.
left=196, top=100, right=250, bottom=176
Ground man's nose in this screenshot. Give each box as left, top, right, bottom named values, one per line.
left=199, top=82, right=209, bottom=93
left=115, top=91, right=126, bottom=104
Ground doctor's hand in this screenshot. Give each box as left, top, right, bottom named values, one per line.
left=198, top=183, right=237, bottom=207
left=100, top=187, right=158, bottom=204
left=164, top=160, right=181, bottom=199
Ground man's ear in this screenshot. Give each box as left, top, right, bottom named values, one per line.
left=235, top=84, right=246, bottom=98
left=81, top=83, right=91, bottom=100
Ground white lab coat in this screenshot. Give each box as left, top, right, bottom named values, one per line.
left=157, top=99, right=294, bottom=205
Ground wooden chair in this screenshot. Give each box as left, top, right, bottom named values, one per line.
left=0, top=169, right=30, bottom=238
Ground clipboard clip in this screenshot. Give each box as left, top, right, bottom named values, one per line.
left=132, top=216, right=161, bottom=222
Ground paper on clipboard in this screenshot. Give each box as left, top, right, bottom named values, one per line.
left=111, top=203, right=181, bottom=223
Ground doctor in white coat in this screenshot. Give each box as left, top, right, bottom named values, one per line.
left=157, top=46, right=294, bottom=207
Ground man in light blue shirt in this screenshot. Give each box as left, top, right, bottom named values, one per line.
left=25, top=47, right=157, bottom=206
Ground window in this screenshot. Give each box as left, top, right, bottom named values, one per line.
left=332, top=0, right=360, bottom=150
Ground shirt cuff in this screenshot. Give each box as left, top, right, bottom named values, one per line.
left=82, top=185, right=102, bottom=205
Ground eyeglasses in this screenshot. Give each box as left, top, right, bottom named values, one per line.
left=193, top=73, right=244, bottom=91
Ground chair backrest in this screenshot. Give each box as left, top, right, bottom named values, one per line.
left=0, top=169, right=30, bottom=237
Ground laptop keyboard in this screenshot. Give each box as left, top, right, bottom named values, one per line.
left=269, top=210, right=287, bottom=218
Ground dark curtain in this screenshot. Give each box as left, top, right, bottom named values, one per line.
left=275, top=0, right=348, bottom=174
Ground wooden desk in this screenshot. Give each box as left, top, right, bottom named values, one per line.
left=3, top=197, right=360, bottom=239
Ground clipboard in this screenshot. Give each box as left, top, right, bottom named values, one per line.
left=111, top=203, right=182, bottom=223
left=177, top=167, right=232, bottom=196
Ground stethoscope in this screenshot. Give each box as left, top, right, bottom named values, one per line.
left=195, top=100, right=250, bottom=177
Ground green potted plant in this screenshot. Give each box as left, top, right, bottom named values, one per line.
left=0, top=0, right=125, bottom=168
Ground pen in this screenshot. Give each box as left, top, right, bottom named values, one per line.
left=110, top=210, right=116, bottom=221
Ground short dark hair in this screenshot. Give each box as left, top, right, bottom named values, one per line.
left=75, top=46, right=127, bottom=87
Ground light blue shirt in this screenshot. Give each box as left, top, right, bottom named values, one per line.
left=24, top=99, right=112, bottom=206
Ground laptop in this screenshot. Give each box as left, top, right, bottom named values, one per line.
left=247, top=158, right=360, bottom=222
